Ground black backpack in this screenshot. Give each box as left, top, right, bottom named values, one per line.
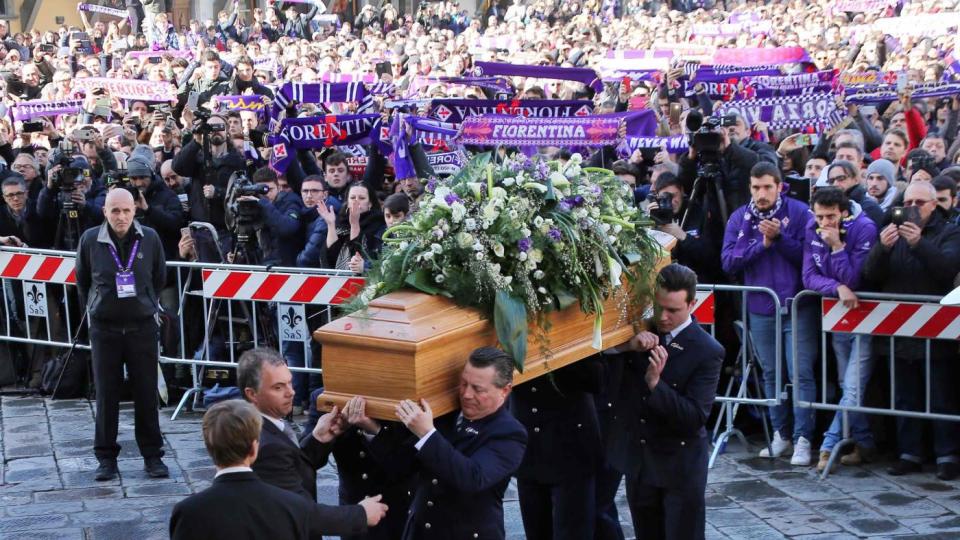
left=40, top=350, right=89, bottom=399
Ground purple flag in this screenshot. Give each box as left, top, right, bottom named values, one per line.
left=458, top=111, right=655, bottom=148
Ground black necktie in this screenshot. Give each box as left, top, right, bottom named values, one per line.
left=660, top=332, right=673, bottom=347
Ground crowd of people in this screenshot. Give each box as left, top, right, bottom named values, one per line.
left=1, top=0, right=960, bottom=537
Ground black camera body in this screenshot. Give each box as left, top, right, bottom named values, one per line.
left=686, top=112, right=735, bottom=163
left=50, top=141, right=81, bottom=194
left=193, top=110, right=226, bottom=135
left=104, top=168, right=142, bottom=202
left=225, top=172, right=267, bottom=244
left=647, top=192, right=674, bottom=225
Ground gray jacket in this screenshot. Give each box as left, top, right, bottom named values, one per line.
left=75, top=220, right=166, bottom=325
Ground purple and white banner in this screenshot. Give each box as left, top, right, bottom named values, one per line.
left=714, top=92, right=846, bottom=131
left=458, top=115, right=624, bottom=147
left=691, top=20, right=772, bottom=37
left=742, top=70, right=837, bottom=92
left=621, top=135, right=690, bottom=154
left=428, top=99, right=594, bottom=125
left=11, top=99, right=84, bottom=121
left=215, top=95, right=269, bottom=117
left=77, top=2, right=127, bottom=18
left=125, top=50, right=193, bottom=60
left=845, top=80, right=960, bottom=105
left=833, top=0, right=896, bottom=12
left=73, top=78, right=177, bottom=102
left=457, top=111, right=656, bottom=148
left=711, top=47, right=812, bottom=67
left=269, top=113, right=380, bottom=173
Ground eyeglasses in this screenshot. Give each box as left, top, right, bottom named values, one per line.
left=827, top=174, right=848, bottom=184
left=903, top=199, right=933, bottom=207
left=3, top=191, right=26, bottom=200
left=301, top=188, right=327, bottom=195
left=13, top=163, right=35, bottom=170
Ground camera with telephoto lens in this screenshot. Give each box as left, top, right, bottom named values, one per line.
left=50, top=141, right=81, bottom=193
left=685, top=111, right=736, bottom=165
left=104, top=165, right=141, bottom=202
left=193, top=109, right=225, bottom=135
left=646, top=191, right=675, bottom=226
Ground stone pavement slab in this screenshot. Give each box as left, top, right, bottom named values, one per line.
left=2, top=395, right=960, bottom=539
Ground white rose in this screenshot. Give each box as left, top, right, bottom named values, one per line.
left=475, top=252, right=485, bottom=260
left=464, top=218, right=478, bottom=231
left=451, top=202, right=467, bottom=223
left=549, top=171, right=567, bottom=185
left=457, top=232, right=474, bottom=248
left=569, top=153, right=583, bottom=165
left=435, top=274, right=446, bottom=283
left=518, top=252, right=528, bottom=261
left=509, top=209, right=519, bottom=219
left=529, top=249, right=543, bottom=264
left=521, top=228, right=531, bottom=237
left=613, top=224, right=623, bottom=234
left=491, top=186, right=508, bottom=200
left=399, top=241, right=410, bottom=250
left=533, top=216, right=544, bottom=227
left=431, top=243, right=443, bottom=253
left=503, top=177, right=516, bottom=186
left=473, top=241, right=484, bottom=251
left=422, top=251, right=434, bottom=261
left=433, top=186, right=452, bottom=207
left=534, top=270, right=545, bottom=279
left=538, top=286, right=548, bottom=294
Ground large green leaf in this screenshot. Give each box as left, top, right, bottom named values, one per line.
left=494, top=290, right=528, bottom=371
left=404, top=269, right=443, bottom=295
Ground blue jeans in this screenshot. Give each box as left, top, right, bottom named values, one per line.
left=748, top=303, right=817, bottom=442
left=821, top=333, right=875, bottom=452
left=281, top=340, right=312, bottom=407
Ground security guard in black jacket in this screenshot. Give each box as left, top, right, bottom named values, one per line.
left=75, top=189, right=169, bottom=483
left=512, top=358, right=603, bottom=540
left=606, top=264, right=724, bottom=540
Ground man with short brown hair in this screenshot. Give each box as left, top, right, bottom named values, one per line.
left=170, top=400, right=385, bottom=540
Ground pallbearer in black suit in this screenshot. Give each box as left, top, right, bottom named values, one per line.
left=512, top=357, right=604, bottom=540
left=606, top=264, right=724, bottom=540
left=169, top=400, right=387, bottom=540
left=365, top=347, right=528, bottom=540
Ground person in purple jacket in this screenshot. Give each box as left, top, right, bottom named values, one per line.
left=801, top=187, right=878, bottom=472
left=721, top=162, right=818, bottom=466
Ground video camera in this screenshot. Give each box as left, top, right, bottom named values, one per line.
left=49, top=141, right=83, bottom=194
left=104, top=165, right=141, bottom=202
left=224, top=172, right=269, bottom=245
left=193, top=110, right=226, bottom=135
left=685, top=111, right=735, bottom=163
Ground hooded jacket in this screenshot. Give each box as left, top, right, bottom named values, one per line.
left=721, top=195, right=811, bottom=315
left=802, top=201, right=878, bottom=295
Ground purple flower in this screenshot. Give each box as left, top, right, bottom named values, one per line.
left=547, top=228, right=562, bottom=242
left=444, top=193, right=461, bottom=205
left=518, top=237, right=532, bottom=252
left=564, top=195, right=586, bottom=207
left=426, top=178, right=437, bottom=193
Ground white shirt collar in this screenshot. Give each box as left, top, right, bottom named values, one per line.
left=214, top=466, right=253, bottom=478
left=262, top=414, right=286, bottom=432
left=668, top=316, right=694, bottom=340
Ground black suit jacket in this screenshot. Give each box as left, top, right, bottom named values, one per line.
left=511, top=357, right=603, bottom=483
left=606, top=319, right=724, bottom=490
left=169, top=471, right=367, bottom=540
left=369, top=406, right=528, bottom=540
left=251, top=417, right=330, bottom=501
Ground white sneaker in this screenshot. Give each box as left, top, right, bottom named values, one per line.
left=759, top=432, right=793, bottom=458
left=791, top=436, right=812, bottom=466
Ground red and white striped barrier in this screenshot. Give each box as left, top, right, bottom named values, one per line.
left=201, top=269, right=365, bottom=305
left=694, top=290, right=715, bottom=325
left=822, top=298, right=960, bottom=340
left=0, top=252, right=76, bottom=284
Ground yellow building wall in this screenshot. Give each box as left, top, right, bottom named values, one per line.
left=14, top=0, right=85, bottom=33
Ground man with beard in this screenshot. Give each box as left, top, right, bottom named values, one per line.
left=824, top=160, right=884, bottom=225
left=864, top=159, right=901, bottom=211
left=721, top=162, right=817, bottom=467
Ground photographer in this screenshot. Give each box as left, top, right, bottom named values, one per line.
left=36, top=153, right=103, bottom=249
left=172, top=113, right=246, bottom=234
left=234, top=167, right=305, bottom=267
left=647, top=172, right=722, bottom=284
left=862, top=182, right=960, bottom=480
left=677, top=113, right=761, bottom=218
left=126, top=146, right=185, bottom=261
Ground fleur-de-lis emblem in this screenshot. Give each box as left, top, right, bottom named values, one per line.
left=281, top=307, right=302, bottom=329
left=27, top=284, right=43, bottom=305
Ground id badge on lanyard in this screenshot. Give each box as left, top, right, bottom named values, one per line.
left=109, top=239, right=140, bottom=299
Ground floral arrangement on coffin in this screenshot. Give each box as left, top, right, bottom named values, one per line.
left=353, top=152, right=661, bottom=370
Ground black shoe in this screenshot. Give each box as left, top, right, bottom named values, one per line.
left=144, top=457, right=169, bottom=478
left=937, top=462, right=960, bottom=481
left=94, top=460, right=118, bottom=482
left=887, top=459, right=922, bottom=476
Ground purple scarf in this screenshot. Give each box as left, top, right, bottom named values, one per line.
left=429, top=99, right=594, bottom=125
left=457, top=111, right=655, bottom=148
left=269, top=114, right=380, bottom=173
left=471, top=62, right=604, bottom=94
left=11, top=99, right=83, bottom=121
left=714, top=92, right=846, bottom=131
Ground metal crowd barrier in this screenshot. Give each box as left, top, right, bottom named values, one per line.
left=693, top=284, right=782, bottom=468
left=0, top=246, right=365, bottom=419
left=791, top=289, right=960, bottom=478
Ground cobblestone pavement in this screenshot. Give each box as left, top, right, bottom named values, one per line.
left=2, top=396, right=960, bottom=539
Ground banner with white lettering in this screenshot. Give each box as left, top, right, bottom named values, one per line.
left=72, top=78, right=177, bottom=102
left=713, top=92, right=846, bottom=131
left=429, top=99, right=594, bottom=125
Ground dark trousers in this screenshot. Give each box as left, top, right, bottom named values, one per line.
left=127, top=6, right=144, bottom=33
left=518, top=474, right=596, bottom=540
left=895, top=353, right=960, bottom=463
left=91, top=320, right=163, bottom=462
left=625, top=477, right=705, bottom=540
left=594, top=460, right=625, bottom=540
